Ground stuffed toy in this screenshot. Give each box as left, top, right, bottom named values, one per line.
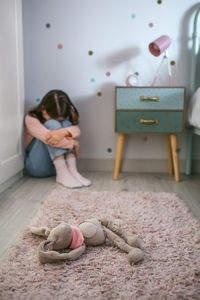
left=30, top=218, right=144, bottom=264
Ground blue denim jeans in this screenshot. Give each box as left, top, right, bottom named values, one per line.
left=25, top=119, right=74, bottom=177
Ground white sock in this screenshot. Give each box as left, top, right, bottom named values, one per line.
left=53, top=159, right=82, bottom=188
left=66, top=157, right=91, bottom=187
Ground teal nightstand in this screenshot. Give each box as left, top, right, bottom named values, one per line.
left=114, top=86, right=186, bottom=181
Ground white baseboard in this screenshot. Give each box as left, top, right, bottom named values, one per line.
left=0, top=171, right=23, bottom=194
left=77, top=158, right=200, bottom=174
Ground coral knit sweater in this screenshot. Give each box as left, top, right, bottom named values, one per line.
left=24, top=115, right=81, bottom=149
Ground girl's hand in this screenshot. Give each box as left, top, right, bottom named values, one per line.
left=45, top=128, right=71, bottom=145
left=73, top=140, right=80, bottom=156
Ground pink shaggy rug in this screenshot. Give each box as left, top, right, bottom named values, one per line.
left=0, top=190, right=200, bottom=300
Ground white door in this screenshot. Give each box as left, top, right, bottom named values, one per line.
left=0, top=0, right=24, bottom=186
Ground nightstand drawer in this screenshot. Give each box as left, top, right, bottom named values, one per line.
left=116, top=111, right=184, bottom=133
left=116, top=87, right=185, bottom=110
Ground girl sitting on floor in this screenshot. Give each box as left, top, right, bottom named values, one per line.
left=24, top=89, right=91, bottom=188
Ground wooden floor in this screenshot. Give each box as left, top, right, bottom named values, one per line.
left=0, top=172, right=200, bottom=265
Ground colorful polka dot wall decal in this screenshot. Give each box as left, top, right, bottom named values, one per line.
left=157, top=0, right=162, bottom=4
left=36, top=98, right=41, bottom=103
left=88, top=50, right=93, bottom=56
left=97, top=92, right=102, bottom=97
left=149, top=23, right=154, bottom=28
left=177, top=147, right=181, bottom=153
left=57, top=44, right=63, bottom=49
left=170, top=60, right=175, bottom=66
left=107, top=148, right=112, bottom=153
left=90, top=78, right=95, bottom=83
left=143, top=137, right=148, bottom=142
left=106, top=71, right=111, bottom=77
left=46, top=23, right=51, bottom=28
left=131, top=13, right=136, bottom=19
left=134, top=72, right=139, bottom=76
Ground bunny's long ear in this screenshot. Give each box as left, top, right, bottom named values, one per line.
left=37, top=241, right=86, bottom=264
left=29, top=226, right=50, bottom=237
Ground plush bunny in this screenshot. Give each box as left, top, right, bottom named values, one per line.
left=30, top=218, right=144, bottom=264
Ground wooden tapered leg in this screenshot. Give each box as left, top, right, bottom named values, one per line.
left=185, top=127, right=193, bottom=175
left=170, top=134, right=180, bottom=182
left=113, top=133, right=125, bottom=180
left=167, top=134, right=173, bottom=175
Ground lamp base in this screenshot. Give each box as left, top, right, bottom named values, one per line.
left=151, top=50, right=173, bottom=87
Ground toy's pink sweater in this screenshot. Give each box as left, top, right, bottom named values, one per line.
left=24, top=115, right=81, bottom=149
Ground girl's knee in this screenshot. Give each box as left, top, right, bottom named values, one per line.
left=44, top=119, right=62, bottom=130
left=61, top=120, right=72, bottom=128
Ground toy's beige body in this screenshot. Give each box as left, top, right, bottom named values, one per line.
left=79, top=218, right=105, bottom=246
left=30, top=218, right=144, bottom=264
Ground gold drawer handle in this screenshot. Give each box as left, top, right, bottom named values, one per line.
left=140, top=96, right=159, bottom=102
left=140, top=119, right=159, bottom=124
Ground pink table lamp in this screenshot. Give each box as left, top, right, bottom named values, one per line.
left=149, top=35, right=173, bottom=86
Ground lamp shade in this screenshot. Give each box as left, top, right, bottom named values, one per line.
left=149, top=35, right=171, bottom=57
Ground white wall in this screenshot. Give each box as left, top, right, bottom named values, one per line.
left=22, top=0, right=200, bottom=165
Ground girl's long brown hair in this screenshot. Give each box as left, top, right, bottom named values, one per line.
left=28, top=90, right=79, bottom=124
